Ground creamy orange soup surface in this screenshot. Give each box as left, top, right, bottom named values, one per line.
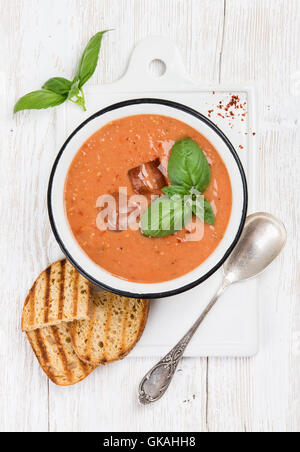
left=65, top=115, right=232, bottom=283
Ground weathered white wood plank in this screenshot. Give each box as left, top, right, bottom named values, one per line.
left=0, top=0, right=60, bottom=432
left=207, top=0, right=300, bottom=432
left=49, top=358, right=208, bottom=432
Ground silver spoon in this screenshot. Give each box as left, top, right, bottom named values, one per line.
left=138, top=212, right=287, bottom=405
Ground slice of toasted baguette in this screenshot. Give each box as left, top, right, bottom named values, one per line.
left=71, top=292, right=149, bottom=365
left=22, top=260, right=91, bottom=332
left=26, top=323, right=96, bottom=386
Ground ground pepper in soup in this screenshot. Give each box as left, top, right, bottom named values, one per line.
left=64, top=115, right=232, bottom=283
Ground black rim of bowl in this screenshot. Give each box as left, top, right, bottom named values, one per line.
left=48, top=98, right=248, bottom=299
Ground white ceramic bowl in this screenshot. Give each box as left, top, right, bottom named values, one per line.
left=48, top=99, right=248, bottom=299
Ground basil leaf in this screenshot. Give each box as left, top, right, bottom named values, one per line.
left=162, top=185, right=190, bottom=199
left=191, top=195, right=215, bottom=225
left=203, top=199, right=215, bottom=225
left=67, top=78, right=80, bottom=100
left=42, top=77, right=72, bottom=95
left=192, top=199, right=215, bottom=225
left=14, top=90, right=67, bottom=113
left=141, top=196, right=192, bottom=238
left=76, top=31, right=109, bottom=88
left=168, top=138, right=211, bottom=193
left=190, top=194, right=205, bottom=221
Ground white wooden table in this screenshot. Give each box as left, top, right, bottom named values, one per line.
left=1, top=0, right=299, bottom=432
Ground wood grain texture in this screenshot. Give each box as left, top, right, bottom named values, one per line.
left=207, top=0, right=300, bottom=433
left=1, top=0, right=299, bottom=432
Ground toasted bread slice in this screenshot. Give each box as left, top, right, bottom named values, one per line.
left=22, top=260, right=91, bottom=332
left=26, top=323, right=96, bottom=386
left=71, top=292, right=149, bottom=365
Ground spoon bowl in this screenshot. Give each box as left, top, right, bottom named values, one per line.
left=224, top=212, right=287, bottom=284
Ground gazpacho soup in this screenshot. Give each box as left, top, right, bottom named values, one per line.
left=64, top=115, right=232, bottom=283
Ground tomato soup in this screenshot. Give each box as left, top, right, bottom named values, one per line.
left=65, top=115, right=232, bottom=283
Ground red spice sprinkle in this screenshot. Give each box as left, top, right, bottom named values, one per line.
left=239, top=145, right=244, bottom=149
left=207, top=94, right=248, bottom=126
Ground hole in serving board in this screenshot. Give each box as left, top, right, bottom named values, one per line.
left=149, top=59, right=167, bottom=77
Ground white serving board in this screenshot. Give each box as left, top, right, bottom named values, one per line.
left=55, top=37, right=258, bottom=357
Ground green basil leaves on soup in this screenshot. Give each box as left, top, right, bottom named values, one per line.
left=140, top=137, right=215, bottom=238
left=203, top=199, right=215, bottom=225
left=141, top=196, right=193, bottom=238
left=168, top=138, right=211, bottom=193
left=162, top=185, right=190, bottom=199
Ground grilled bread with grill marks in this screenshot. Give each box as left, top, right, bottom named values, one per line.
left=22, top=260, right=91, bottom=332
left=26, top=322, right=96, bottom=386
left=71, top=291, right=149, bottom=365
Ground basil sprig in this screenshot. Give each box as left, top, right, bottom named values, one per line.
left=141, top=138, right=215, bottom=238
left=14, top=31, right=110, bottom=114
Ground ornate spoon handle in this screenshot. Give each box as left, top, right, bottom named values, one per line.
left=138, top=280, right=230, bottom=405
